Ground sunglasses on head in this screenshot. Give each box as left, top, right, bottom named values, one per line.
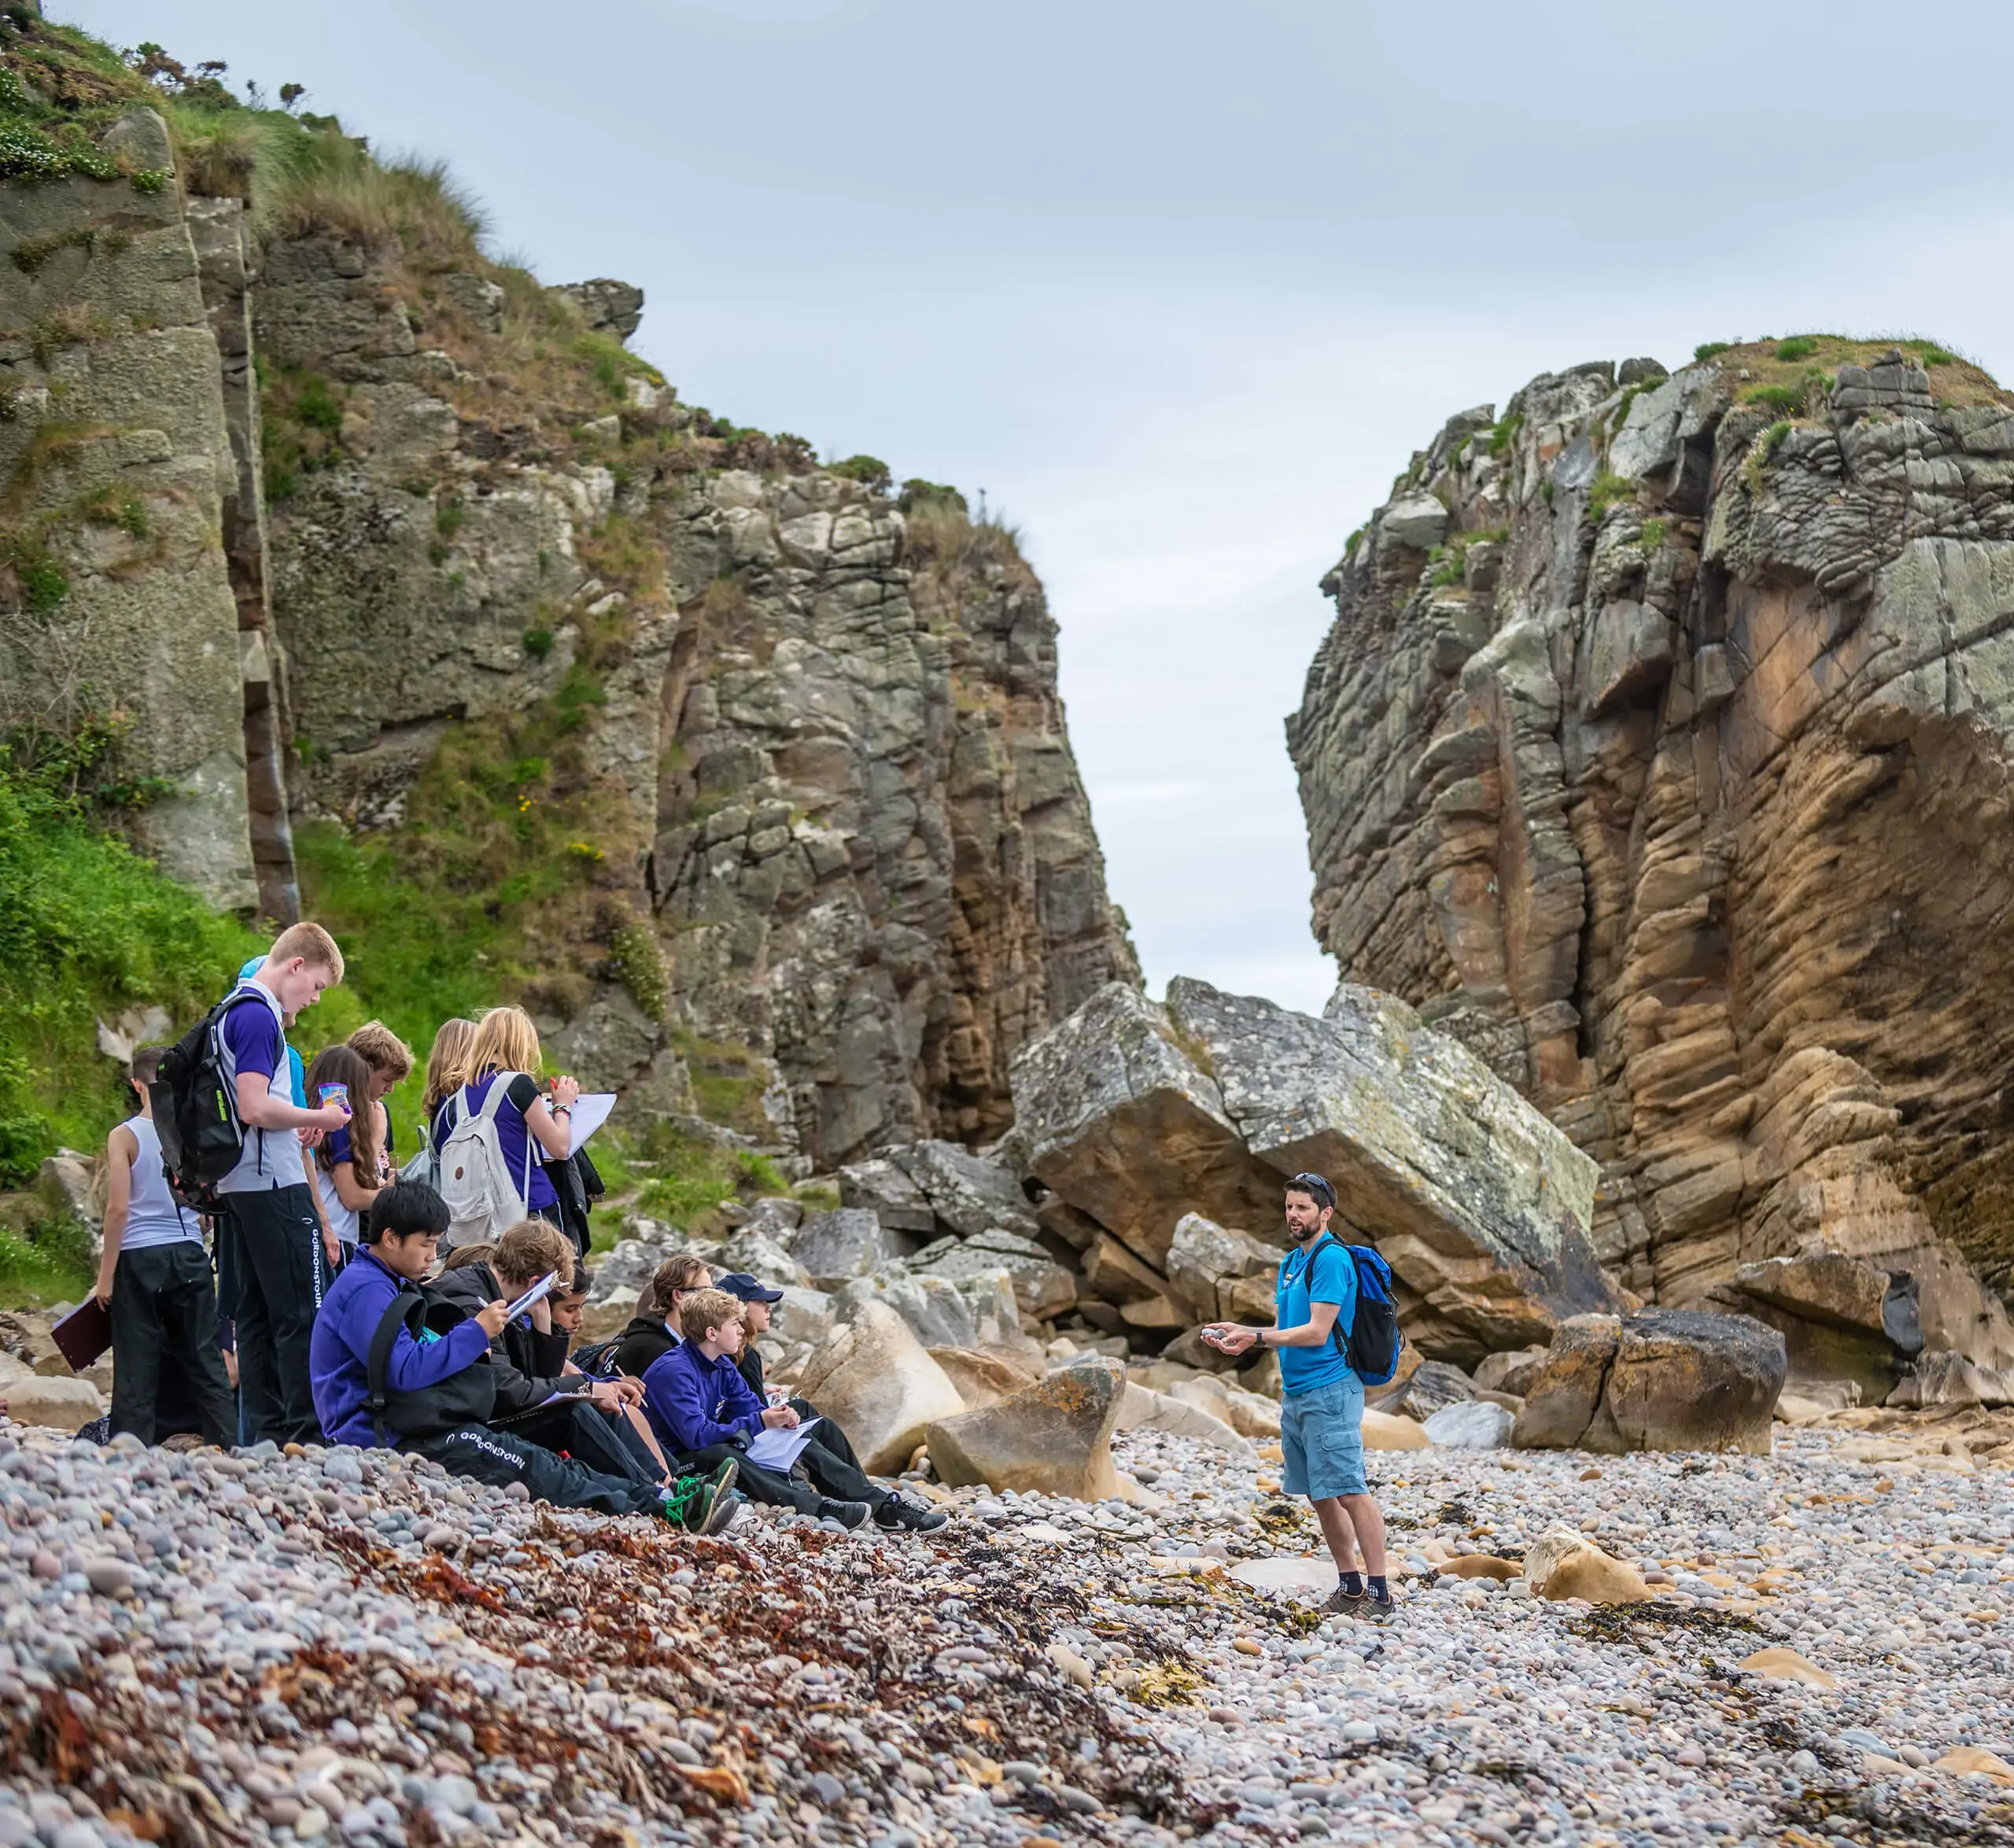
left=1288, top=1172, right=1334, bottom=1204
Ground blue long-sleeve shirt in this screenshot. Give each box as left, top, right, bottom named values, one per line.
left=309, top=1247, right=491, bottom=1448
left=642, top=1341, right=765, bottom=1455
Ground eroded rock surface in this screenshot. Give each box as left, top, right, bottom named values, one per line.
left=1292, top=338, right=2014, bottom=1373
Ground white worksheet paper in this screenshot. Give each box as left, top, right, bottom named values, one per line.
left=746, top=1417, right=821, bottom=1470
left=566, top=1092, right=617, bottom=1155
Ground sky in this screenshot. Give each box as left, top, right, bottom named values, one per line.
left=66, top=1, right=2014, bottom=1013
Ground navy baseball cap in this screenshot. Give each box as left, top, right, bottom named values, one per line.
left=715, top=1272, right=784, bottom=1304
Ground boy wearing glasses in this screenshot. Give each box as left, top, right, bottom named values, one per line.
left=1204, top=1171, right=1396, bottom=1622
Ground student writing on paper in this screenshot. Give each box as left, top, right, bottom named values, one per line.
left=433, top=1221, right=709, bottom=1501
left=715, top=1273, right=946, bottom=1533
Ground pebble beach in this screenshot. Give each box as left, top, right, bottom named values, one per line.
left=0, top=1417, right=2005, bottom=1848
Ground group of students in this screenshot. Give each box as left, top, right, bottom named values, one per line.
left=92, top=921, right=946, bottom=1537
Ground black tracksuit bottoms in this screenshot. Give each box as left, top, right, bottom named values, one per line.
left=413, top=1404, right=665, bottom=1517
left=675, top=1399, right=888, bottom=1514
left=107, top=1241, right=238, bottom=1448
left=224, top=1184, right=326, bottom=1447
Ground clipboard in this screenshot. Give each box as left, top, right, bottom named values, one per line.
left=52, top=1298, right=112, bottom=1373
left=504, top=1271, right=559, bottom=1319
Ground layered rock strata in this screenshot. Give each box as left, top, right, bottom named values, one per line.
left=1290, top=339, right=2014, bottom=1385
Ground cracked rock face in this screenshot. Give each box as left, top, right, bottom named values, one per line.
left=1290, top=341, right=2014, bottom=1377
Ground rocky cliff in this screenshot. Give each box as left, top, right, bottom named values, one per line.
left=1290, top=337, right=2014, bottom=1381
left=0, top=17, right=1136, bottom=1172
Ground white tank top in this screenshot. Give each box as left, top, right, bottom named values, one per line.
left=121, top=1116, right=199, bottom=1252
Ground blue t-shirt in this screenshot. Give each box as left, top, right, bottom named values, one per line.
left=464, top=1071, right=558, bottom=1212
left=1275, top=1236, right=1359, bottom=1397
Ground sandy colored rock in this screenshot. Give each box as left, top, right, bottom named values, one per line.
left=1116, top=1383, right=1251, bottom=1455
left=1934, top=1747, right=2014, bottom=1783
left=925, top=1345, right=1042, bottom=1412
left=1739, top=1647, right=1838, bottom=1692
left=1362, top=1409, right=1431, bottom=1451
left=1522, top=1529, right=1650, bottom=1604
left=1443, top=1554, right=1522, bottom=1581
left=1163, top=1212, right=1284, bottom=1323
left=1512, top=1315, right=1621, bottom=1449
left=1164, top=976, right=1614, bottom=1363
left=927, top=1356, right=1126, bottom=1500
left=0, top=1376, right=105, bottom=1434
left=1474, top=1344, right=1551, bottom=1397
left=792, top=1300, right=966, bottom=1474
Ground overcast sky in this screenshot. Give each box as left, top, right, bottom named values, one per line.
left=68, top=2, right=2014, bottom=1013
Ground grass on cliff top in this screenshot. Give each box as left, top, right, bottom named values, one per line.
left=1688, top=334, right=2007, bottom=409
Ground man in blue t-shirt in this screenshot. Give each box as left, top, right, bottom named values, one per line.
left=1205, top=1172, right=1395, bottom=1622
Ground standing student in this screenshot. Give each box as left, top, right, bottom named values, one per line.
left=304, top=1045, right=384, bottom=1270
left=444, top=1005, right=578, bottom=1246
left=348, top=1020, right=414, bottom=1175
left=94, top=1048, right=238, bottom=1447
left=1206, top=1173, right=1396, bottom=1622
left=216, top=922, right=352, bottom=1447
left=421, top=1018, right=478, bottom=1165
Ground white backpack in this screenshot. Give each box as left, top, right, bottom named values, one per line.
left=437, top=1075, right=533, bottom=1249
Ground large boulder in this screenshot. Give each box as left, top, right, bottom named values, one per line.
left=791, top=1209, right=924, bottom=1290
left=1164, top=1212, right=1282, bottom=1323
left=836, top=1156, right=935, bottom=1234
left=911, top=1231, right=1075, bottom=1322
left=1, top=1375, right=104, bottom=1434
left=838, top=1267, right=982, bottom=1349
left=1522, top=1529, right=1651, bottom=1605
left=792, top=1301, right=966, bottom=1473
left=928, top=1357, right=1126, bottom=1499
left=1008, top=984, right=1285, bottom=1268
left=1724, top=1251, right=1916, bottom=1404
left=1081, top=1232, right=1171, bottom=1308
left=1514, top=1308, right=1785, bottom=1454
left=714, top=1228, right=810, bottom=1291
left=1164, top=978, right=1615, bottom=1363
left=927, top=1345, right=1043, bottom=1412
left=884, top=1140, right=1041, bottom=1242
left=1374, top=1358, right=1478, bottom=1421
left=1115, top=1382, right=1251, bottom=1454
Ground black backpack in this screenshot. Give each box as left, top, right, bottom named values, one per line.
left=364, top=1285, right=497, bottom=1444
left=568, top=1335, right=625, bottom=1377
left=150, top=993, right=256, bottom=1212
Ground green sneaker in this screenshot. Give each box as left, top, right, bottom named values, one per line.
left=662, top=1459, right=740, bottom=1533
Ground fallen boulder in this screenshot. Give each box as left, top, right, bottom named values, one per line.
left=1008, top=983, right=1285, bottom=1269
left=1375, top=1358, right=1477, bottom=1421
left=792, top=1300, right=966, bottom=1473
left=927, top=1345, right=1043, bottom=1412
left=791, top=1209, right=925, bottom=1290
left=838, top=1268, right=981, bottom=1348
left=836, top=1156, right=935, bottom=1234
left=910, top=1230, right=1075, bottom=1322
left=1724, top=1250, right=1915, bottom=1404
left=1362, top=1409, right=1431, bottom=1451
left=0, top=1375, right=104, bottom=1434
left=1423, top=1400, right=1514, bottom=1449
left=1474, top=1344, right=1551, bottom=1397
left=1886, top=1349, right=2014, bottom=1409
left=1116, top=1382, right=1251, bottom=1454
left=1164, top=1212, right=1282, bottom=1323
left=1522, top=1528, right=1650, bottom=1604
left=928, top=1356, right=1127, bottom=1499
left=1514, top=1308, right=1785, bottom=1455
left=886, top=1139, right=1041, bottom=1242
left=1164, top=977, right=1615, bottom=1363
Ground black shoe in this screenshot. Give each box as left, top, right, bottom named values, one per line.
left=1352, top=1591, right=1398, bottom=1625
left=1322, top=1583, right=1368, bottom=1616
left=817, top=1498, right=872, bottom=1530
left=873, top=1495, right=950, bottom=1533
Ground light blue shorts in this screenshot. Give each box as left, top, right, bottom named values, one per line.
left=1280, top=1375, right=1368, bottom=1500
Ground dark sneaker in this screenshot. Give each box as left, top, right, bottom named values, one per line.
left=873, top=1495, right=950, bottom=1533
left=702, top=1489, right=747, bottom=1536
left=1352, top=1592, right=1398, bottom=1625
left=1322, top=1582, right=1367, bottom=1616
left=817, top=1497, right=872, bottom=1530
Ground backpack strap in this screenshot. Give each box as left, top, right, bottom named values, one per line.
left=365, top=1283, right=425, bottom=1447
left=1280, top=1232, right=1350, bottom=1352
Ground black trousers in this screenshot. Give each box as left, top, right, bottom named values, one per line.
left=108, top=1241, right=237, bottom=1448
left=413, top=1418, right=664, bottom=1516
left=503, top=1400, right=666, bottom=1489
left=224, top=1185, right=326, bottom=1446
left=672, top=1400, right=887, bottom=1514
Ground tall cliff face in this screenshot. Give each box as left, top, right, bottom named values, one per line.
left=1290, top=339, right=2014, bottom=1369
left=0, top=24, right=1135, bottom=1173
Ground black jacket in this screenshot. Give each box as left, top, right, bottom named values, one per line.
left=610, top=1311, right=677, bottom=1381
left=432, top=1261, right=574, bottom=1418
left=736, top=1345, right=767, bottom=1401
